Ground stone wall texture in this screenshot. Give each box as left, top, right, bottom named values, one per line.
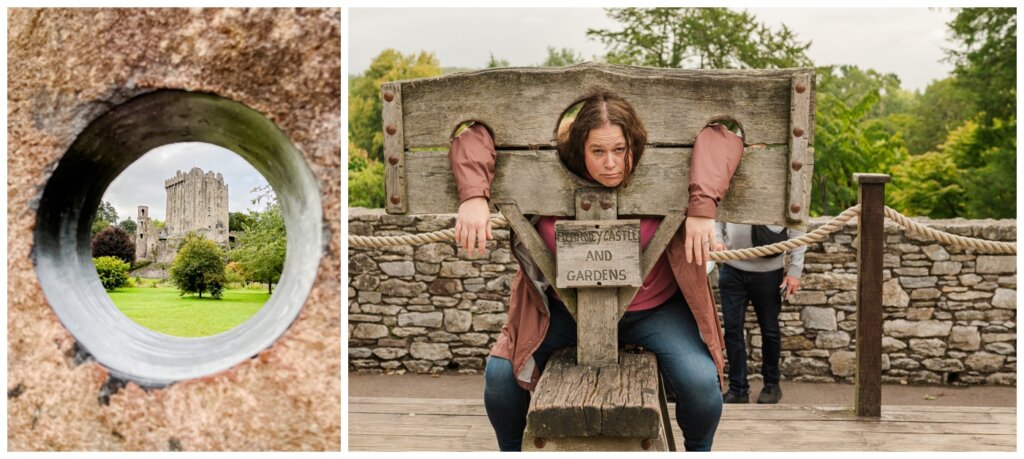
left=8, top=9, right=341, bottom=451
left=348, top=209, right=1016, bottom=387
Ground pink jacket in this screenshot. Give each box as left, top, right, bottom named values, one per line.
left=449, top=123, right=743, bottom=390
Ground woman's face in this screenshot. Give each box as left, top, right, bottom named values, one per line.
left=584, top=122, right=628, bottom=187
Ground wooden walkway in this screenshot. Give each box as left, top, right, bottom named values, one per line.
left=349, top=397, right=1016, bottom=451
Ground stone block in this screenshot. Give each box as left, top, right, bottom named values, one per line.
left=965, top=352, right=1005, bottom=373
left=428, top=331, right=459, bottom=342
left=908, top=338, right=945, bottom=357
left=391, top=327, right=426, bottom=337
left=398, top=312, right=444, bottom=328
left=948, top=326, right=981, bottom=351
left=889, top=357, right=920, bottom=370
left=440, top=261, right=480, bottom=278
left=410, top=342, right=452, bottom=360
left=985, top=373, right=1016, bottom=385
left=910, top=288, right=941, bottom=300
left=905, top=308, right=933, bottom=321
left=801, top=273, right=857, bottom=290
left=815, top=331, right=850, bottom=349
left=984, top=342, right=1015, bottom=355
left=461, top=333, right=492, bottom=347
left=349, top=348, right=372, bottom=359
left=958, top=274, right=983, bottom=286
left=403, top=360, right=433, bottom=373
left=473, top=313, right=508, bottom=332
left=473, top=300, right=506, bottom=313
left=379, top=261, right=416, bottom=277
left=780, top=357, right=831, bottom=376
left=976, top=256, right=1016, bottom=274
left=428, top=278, right=463, bottom=296
left=883, top=278, right=909, bottom=308
left=899, top=277, right=938, bottom=289
left=781, top=335, right=814, bottom=351
left=921, top=358, right=964, bottom=372
left=991, top=288, right=1015, bottom=309
left=444, top=309, right=472, bottom=333
left=372, top=347, right=408, bottom=360
left=895, top=267, right=929, bottom=276
left=352, top=323, right=389, bottom=340
left=931, top=262, right=962, bottom=276
left=415, top=243, right=455, bottom=263
left=802, top=307, right=837, bottom=331
left=882, top=336, right=907, bottom=352
left=883, top=320, right=952, bottom=338
left=351, top=274, right=380, bottom=291
left=789, top=291, right=827, bottom=305
left=947, top=291, right=992, bottom=301
left=921, top=245, right=950, bottom=261
left=380, top=279, right=426, bottom=297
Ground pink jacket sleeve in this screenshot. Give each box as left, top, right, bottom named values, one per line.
left=448, top=123, right=496, bottom=204
left=687, top=124, right=744, bottom=219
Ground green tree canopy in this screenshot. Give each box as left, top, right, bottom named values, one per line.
left=170, top=232, right=226, bottom=299
left=118, top=217, right=137, bottom=235
left=92, top=201, right=118, bottom=236
left=230, top=201, right=286, bottom=294
left=587, top=8, right=811, bottom=69
left=94, top=256, right=130, bottom=291
left=486, top=52, right=511, bottom=68
left=946, top=8, right=1016, bottom=123
left=543, top=47, right=585, bottom=67
left=229, top=211, right=254, bottom=232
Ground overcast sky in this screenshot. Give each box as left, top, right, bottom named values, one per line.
left=349, top=7, right=957, bottom=92
left=102, top=142, right=271, bottom=223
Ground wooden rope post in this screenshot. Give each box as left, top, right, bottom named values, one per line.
left=854, top=173, right=890, bottom=417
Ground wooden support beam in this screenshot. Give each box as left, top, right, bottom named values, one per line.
left=382, top=82, right=407, bottom=214
left=575, top=188, right=619, bottom=367
left=854, top=173, right=890, bottom=417
left=497, top=203, right=577, bottom=318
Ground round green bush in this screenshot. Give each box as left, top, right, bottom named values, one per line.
left=94, top=256, right=130, bottom=291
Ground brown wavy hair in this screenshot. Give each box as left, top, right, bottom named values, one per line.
left=556, top=90, right=648, bottom=187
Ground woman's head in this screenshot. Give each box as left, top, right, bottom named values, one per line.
left=557, top=90, right=647, bottom=188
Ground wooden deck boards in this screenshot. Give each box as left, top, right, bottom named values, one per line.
left=349, top=397, right=1016, bottom=451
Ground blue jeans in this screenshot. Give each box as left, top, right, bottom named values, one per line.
left=717, top=264, right=783, bottom=395
left=483, top=291, right=722, bottom=451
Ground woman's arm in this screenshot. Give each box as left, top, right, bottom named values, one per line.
left=684, top=124, right=744, bottom=264
left=449, top=123, right=496, bottom=256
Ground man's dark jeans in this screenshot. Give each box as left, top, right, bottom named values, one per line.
left=718, top=263, right=783, bottom=395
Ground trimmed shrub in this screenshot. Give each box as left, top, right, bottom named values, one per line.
left=94, top=256, right=130, bottom=291
left=92, top=226, right=136, bottom=265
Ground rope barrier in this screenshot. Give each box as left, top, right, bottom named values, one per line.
left=348, top=205, right=1016, bottom=256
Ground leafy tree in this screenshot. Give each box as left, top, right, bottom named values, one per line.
left=224, top=261, right=246, bottom=287
left=542, top=47, right=585, bottom=67
left=889, top=151, right=965, bottom=218
left=230, top=202, right=286, bottom=294
left=94, top=256, right=130, bottom=291
left=486, top=52, right=511, bottom=68
left=91, top=200, right=118, bottom=235
left=118, top=218, right=137, bottom=235
left=170, top=232, right=226, bottom=299
left=349, top=49, right=442, bottom=162
left=811, top=65, right=908, bottom=216
left=946, top=8, right=1016, bottom=123
left=151, top=219, right=165, bottom=229
left=92, top=226, right=136, bottom=265
left=587, top=8, right=811, bottom=69
left=349, top=143, right=386, bottom=208
left=229, top=212, right=254, bottom=232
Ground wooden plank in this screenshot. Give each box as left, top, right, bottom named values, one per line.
left=555, top=220, right=642, bottom=288
left=787, top=73, right=813, bottom=222
left=497, top=203, right=577, bottom=317
left=526, top=350, right=662, bottom=438
left=397, top=63, right=813, bottom=148
left=618, top=210, right=685, bottom=317
left=382, top=81, right=407, bottom=213
left=574, top=188, right=620, bottom=366
left=402, top=145, right=795, bottom=227
left=855, top=173, right=890, bottom=417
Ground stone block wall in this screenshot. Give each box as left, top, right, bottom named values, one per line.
left=348, top=209, right=1016, bottom=386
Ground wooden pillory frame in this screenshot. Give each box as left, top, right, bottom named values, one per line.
left=381, top=63, right=889, bottom=450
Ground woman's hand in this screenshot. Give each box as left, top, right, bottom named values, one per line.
left=454, top=197, right=492, bottom=257
left=684, top=216, right=715, bottom=265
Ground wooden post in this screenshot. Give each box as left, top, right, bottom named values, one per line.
left=854, top=173, right=889, bottom=417
left=575, top=188, right=619, bottom=367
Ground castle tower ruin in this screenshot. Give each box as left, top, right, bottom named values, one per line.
left=164, top=167, right=229, bottom=246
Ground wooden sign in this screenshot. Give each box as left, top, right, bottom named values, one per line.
left=555, top=220, right=642, bottom=288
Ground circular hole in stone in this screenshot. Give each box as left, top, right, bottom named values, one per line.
left=96, top=142, right=283, bottom=338
left=34, top=90, right=323, bottom=387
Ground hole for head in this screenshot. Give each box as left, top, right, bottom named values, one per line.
left=34, top=90, right=322, bottom=387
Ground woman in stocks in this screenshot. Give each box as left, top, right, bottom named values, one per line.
left=448, top=90, right=743, bottom=451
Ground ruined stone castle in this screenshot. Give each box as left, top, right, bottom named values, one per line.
left=136, top=167, right=229, bottom=264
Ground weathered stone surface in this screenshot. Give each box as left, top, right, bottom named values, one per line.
left=976, top=256, right=1016, bottom=274
left=781, top=335, right=814, bottom=351
left=882, top=279, right=909, bottom=308
left=991, top=289, right=1016, bottom=309
left=473, top=314, right=508, bottom=332
left=403, top=360, right=433, bottom=373
left=908, top=339, right=945, bottom=357
left=883, top=320, right=952, bottom=338
left=815, top=331, right=850, bottom=349
left=921, top=358, right=965, bottom=372
left=398, top=312, right=444, bottom=328
left=947, top=291, right=992, bottom=301
left=380, top=279, right=427, bottom=297
left=353, top=323, right=389, bottom=340
left=984, top=342, right=1015, bottom=355
left=899, top=277, right=938, bottom=289
left=380, top=261, right=416, bottom=277
left=440, top=261, right=481, bottom=278
left=828, top=351, right=856, bottom=376
left=415, top=243, right=455, bottom=263
left=372, top=348, right=409, bottom=360
left=890, top=358, right=920, bottom=370
left=444, top=309, right=472, bottom=333
left=882, top=337, right=907, bottom=352
left=349, top=348, right=372, bottom=359
left=931, top=262, right=962, bottom=276
left=964, top=352, right=1005, bottom=372
left=780, top=357, right=831, bottom=376
left=428, top=278, right=463, bottom=296
left=802, top=307, right=837, bottom=331
left=802, top=273, right=857, bottom=290
left=352, top=274, right=380, bottom=291
left=473, top=300, right=506, bottom=313
left=789, top=291, right=827, bottom=305
left=410, top=343, right=452, bottom=361
left=461, top=333, right=492, bottom=347
left=948, top=326, right=981, bottom=351
left=905, top=308, right=933, bottom=321
left=910, top=288, right=941, bottom=300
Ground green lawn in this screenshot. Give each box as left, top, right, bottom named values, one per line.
left=108, top=287, right=270, bottom=337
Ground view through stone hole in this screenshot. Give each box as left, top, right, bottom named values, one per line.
left=93, top=142, right=284, bottom=337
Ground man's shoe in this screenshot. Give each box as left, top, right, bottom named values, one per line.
left=757, top=385, right=782, bottom=404
left=722, top=391, right=749, bottom=404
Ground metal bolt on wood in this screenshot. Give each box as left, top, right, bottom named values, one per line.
left=642, top=438, right=653, bottom=450
left=581, top=199, right=592, bottom=211
left=600, top=198, right=612, bottom=210
left=385, top=124, right=397, bottom=135
left=534, top=437, right=546, bottom=449
left=795, top=82, right=807, bottom=93
left=792, top=160, right=803, bottom=171
left=390, top=195, right=401, bottom=205
left=388, top=155, right=399, bottom=165
left=383, top=92, right=394, bottom=102
left=790, top=203, right=801, bottom=213
left=793, top=127, right=804, bottom=137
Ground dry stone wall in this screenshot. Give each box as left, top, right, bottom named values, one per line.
left=348, top=209, right=1016, bottom=386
